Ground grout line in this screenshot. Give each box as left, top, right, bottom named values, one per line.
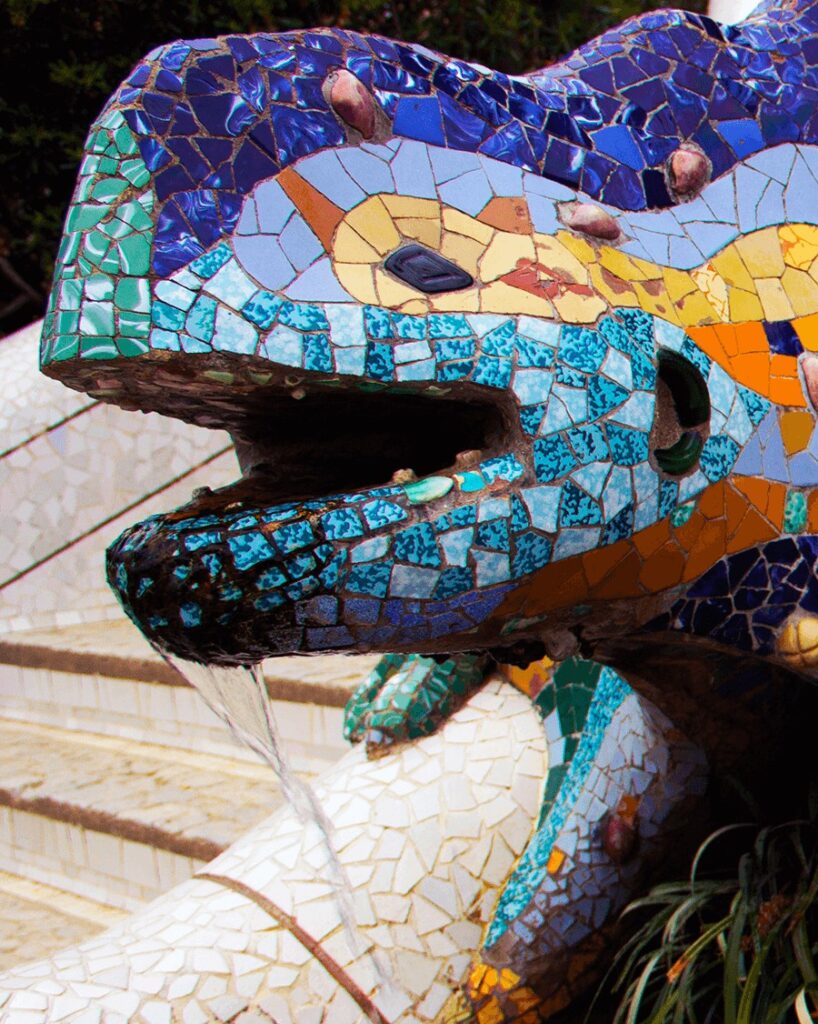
left=199, top=872, right=391, bottom=1024
left=0, top=789, right=224, bottom=863
left=0, top=401, right=98, bottom=460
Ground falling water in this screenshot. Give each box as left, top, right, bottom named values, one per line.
left=162, top=654, right=381, bottom=976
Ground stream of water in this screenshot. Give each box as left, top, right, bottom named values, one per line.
left=162, top=655, right=379, bottom=974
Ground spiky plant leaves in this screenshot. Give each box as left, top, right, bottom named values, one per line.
left=596, top=813, right=818, bottom=1024
left=794, top=988, right=814, bottom=1024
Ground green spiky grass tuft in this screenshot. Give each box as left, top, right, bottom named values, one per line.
left=592, top=794, right=818, bottom=1024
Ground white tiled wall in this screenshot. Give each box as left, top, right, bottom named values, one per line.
left=0, top=320, right=238, bottom=633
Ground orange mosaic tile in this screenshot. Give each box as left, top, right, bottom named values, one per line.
left=794, top=311, right=818, bottom=351
left=778, top=410, right=814, bottom=454
left=276, top=167, right=343, bottom=251
left=477, top=197, right=532, bottom=235
left=638, top=546, right=687, bottom=591
left=632, top=518, right=672, bottom=558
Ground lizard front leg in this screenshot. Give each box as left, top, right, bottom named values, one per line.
left=344, top=651, right=489, bottom=755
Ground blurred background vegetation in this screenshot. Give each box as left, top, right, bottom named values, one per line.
left=0, top=0, right=704, bottom=336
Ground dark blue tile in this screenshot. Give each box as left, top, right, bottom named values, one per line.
left=393, top=96, right=444, bottom=145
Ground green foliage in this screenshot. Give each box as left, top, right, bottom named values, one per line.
left=0, top=0, right=704, bottom=332
left=594, top=807, right=818, bottom=1024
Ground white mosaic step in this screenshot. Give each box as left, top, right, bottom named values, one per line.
left=0, top=716, right=293, bottom=910
left=0, top=871, right=124, bottom=973
left=0, top=320, right=238, bottom=636
left=0, top=618, right=377, bottom=770
left=0, top=803, right=207, bottom=913
left=0, top=677, right=549, bottom=1023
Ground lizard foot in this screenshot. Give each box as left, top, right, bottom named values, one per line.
left=343, top=651, right=488, bottom=756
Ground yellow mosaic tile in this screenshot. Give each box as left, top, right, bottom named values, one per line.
left=728, top=287, right=765, bottom=322
left=335, top=262, right=379, bottom=303
left=430, top=286, right=481, bottom=312
left=381, top=195, right=441, bottom=219
left=595, top=245, right=651, bottom=281
left=375, top=267, right=428, bottom=307
left=556, top=230, right=598, bottom=268
left=536, top=235, right=590, bottom=283
left=344, top=195, right=401, bottom=255
left=334, top=222, right=381, bottom=263
left=691, top=265, right=729, bottom=319
left=676, top=289, right=720, bottom=325
left=481, top=280, right=554, bottom=316
left=663, top=265, right=700, bottom=303
left=552, top=288, right=607, bottom=323
left=330, top=188, right=818, bottom=334
left=781, top=266, right=818, bottom=316
left=443, top=207, right=495, bottom=243
left=588, top=265, right=643, bottom=311
left=437, top=991, right=473, bottom=1023
left=629, top=281, right=676, bottom=322
left=735, top=226, right=786, bottom=277
left=469, top=965, right=495, bottom=995
left=780, top=223, right=818, bottom=270
left=710, top=247, right=755, bottom=290
left=756, top=276, right=796, bottom=320
left=778, top=614, right=818, bottom=669
left=395, top=217, right=442, bottom=249
left=441, top=232, right=484, bottom=276
left=480, top=232, right=536, bottom=282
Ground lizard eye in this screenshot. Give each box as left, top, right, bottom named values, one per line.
left=652, top=350, right=711, bottom=476
left=384, top=243, right=473, bottom=294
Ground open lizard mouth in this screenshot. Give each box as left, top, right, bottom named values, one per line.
left=207, top=386, right=510, bottom=512
left=106, top=375, right=518, bottom=664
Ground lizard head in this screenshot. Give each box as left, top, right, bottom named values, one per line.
left=39, top=4, right=818, bottom=670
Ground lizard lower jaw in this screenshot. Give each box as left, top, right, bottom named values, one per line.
left=105, top=384, right=518, bottom=665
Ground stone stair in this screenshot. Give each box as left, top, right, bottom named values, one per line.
left=0, top=871, right=125, bottom=974
left=0, top=617, right=377, bottom=967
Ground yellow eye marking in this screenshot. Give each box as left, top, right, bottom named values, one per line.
left=323, top=190, right=818, bottom=401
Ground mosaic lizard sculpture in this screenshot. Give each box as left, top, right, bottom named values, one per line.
left=11, top=0, right=818, bottom=1018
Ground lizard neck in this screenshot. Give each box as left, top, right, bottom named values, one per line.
left=594, top=633, right=810, bottom=782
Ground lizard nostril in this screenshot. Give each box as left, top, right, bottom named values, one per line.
left=329, top=70, right=376, bottom=139
left=652, top=350, right=710, bottom=476
left=384, top=243, right=474, bottom=293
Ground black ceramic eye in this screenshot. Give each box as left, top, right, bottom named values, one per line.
left=384, top=244, right=474, bottom=294
left=657, top=350, right=710, bottom=428
left=652, top=350, right=710, bottom=476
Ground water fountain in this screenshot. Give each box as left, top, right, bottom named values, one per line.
left=6, top=0, right=818, bottom=1018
